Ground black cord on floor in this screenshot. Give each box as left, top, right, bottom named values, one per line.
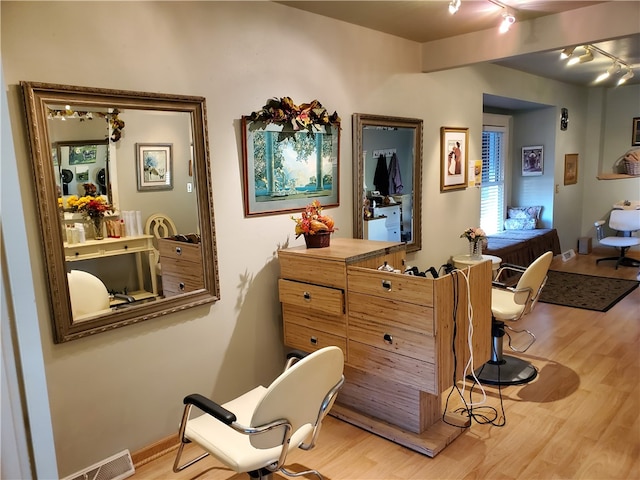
left=442, top=270, right=507, bottom=428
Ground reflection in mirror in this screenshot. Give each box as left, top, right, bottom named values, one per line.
left=21, top=82, right=219, bottom=343
left=352, top=114, right=423, bottom=253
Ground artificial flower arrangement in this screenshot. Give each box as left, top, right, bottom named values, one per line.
left=65, top=195, right=112, bottom=219
left=248, top=97, right=340, bottom=141
left=460, top=227, right=488, bottom=246
left=292, top=200, right=336, bottom=238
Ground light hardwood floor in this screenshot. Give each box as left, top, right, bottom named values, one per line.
left=132, top=249, right=640, bottom=480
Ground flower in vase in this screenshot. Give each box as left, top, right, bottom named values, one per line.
left=460, top=227, right=487, bottom=246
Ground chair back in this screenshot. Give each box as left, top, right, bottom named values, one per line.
left=67, top=270, right=110, bottom=318
left=145, top=213, right=177, bottom=247
left=250, top=346, right=344, bottom=449
left=513, top=251, right=553, bottom=311
left=609, top=209, right=640, bottom=232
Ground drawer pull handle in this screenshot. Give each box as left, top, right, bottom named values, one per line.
left=381, top=280, right=392, bottom=291
left=175, top=247, right=182, bottom=255
left=383, top=333, right=393, bottom=344
left=303, top=291, right=311, bottom=301
left=310, top=336, right=318, bottom=345
left=179, top=282, right=185, bottom=291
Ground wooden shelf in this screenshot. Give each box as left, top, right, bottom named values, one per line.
left=597, top=173, right=640, bottom=180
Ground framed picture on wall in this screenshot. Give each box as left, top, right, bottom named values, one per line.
left=632, top=117, right=640, bottom=146
left=440, top=126, right=468, bottom=192
left=564, top=153, right=578, bottom=185
left=241, top=116, right=340, bottom=216
left=522, top=145, right=543, bottom=176
left=136, top=143, right=173, bottom=191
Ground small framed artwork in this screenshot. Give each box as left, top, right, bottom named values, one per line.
left=522, top=145, right=543, bottom=176
left=68, top=144, right=98, bottom=165
left=440, top=126, right=468, bottom=192
left=632, top=117, right=640, bottom=146
left=136, top=143, right=173, bottom=191
left=564, top=153, right=578, bottom=185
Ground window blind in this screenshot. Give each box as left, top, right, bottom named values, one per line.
left=480, top=129, right=505, bottom=235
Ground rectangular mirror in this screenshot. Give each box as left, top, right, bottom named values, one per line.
left=353, top=114, right=423, bottom=253
left=21, top=81, right=220, bottom=343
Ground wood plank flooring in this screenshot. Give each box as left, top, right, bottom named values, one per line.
left=132, top=249, right=640, bottom=480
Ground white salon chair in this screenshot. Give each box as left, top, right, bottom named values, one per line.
left=473, top=251, right=553, bottom=386
left=174, top=347, right=345, bottom=479
left=594, top=209, right=640, bottom=269
left=67, top=270, right=111, bottom=320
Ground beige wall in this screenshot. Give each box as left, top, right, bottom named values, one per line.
left=1, top=1, right=638, bottom=476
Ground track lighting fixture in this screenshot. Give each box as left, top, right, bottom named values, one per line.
left=618, top=69, right=635, bottom=86
left=567, top=47, right=593, bottom=66
left=561, top=44, right=634, bottom=87
left=448, top=0, right=461, bottom=15
left=560, top=47, right=576, bottom=60
left=595, top=62, right=621, bottom=83
left=499, top=11, right=515, bottom=33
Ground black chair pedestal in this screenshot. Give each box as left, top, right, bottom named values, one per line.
left=471, top=319, right=538, bottom=386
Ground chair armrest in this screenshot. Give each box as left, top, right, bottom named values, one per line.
left=285, top=349, right=310, bottom=370
left=183, top=393, right=236, bottom=425
left=286, top=349, right=310, bottom=361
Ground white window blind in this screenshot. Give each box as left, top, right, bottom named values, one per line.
left=480, top=127, right=505, bottom=235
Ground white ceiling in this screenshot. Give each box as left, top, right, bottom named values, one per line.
left=278, top=1, right=640, bottom=87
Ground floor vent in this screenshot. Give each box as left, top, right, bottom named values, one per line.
left=62, top=449, right=135, bottom=480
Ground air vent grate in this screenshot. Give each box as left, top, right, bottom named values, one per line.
left=62, top=449, right=134, bottom=480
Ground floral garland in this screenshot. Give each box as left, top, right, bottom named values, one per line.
left=248, top=97, right=340, bottom=141
left=47, top=107, right=125, bottom=142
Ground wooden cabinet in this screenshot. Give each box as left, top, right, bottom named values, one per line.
left=278, top=238, right=492, bottom=457
left=158, top=238, right=203, bottom=297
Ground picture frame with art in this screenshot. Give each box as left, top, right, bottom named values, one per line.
left=440, top=126, right=468, bottom=192
left=136, top=143, right=173, bottom=191
left=522, top=145, right=543, bottom=176
left=564, top=153, right=578, bottom=185
left=632, top=117, right=640, bottom=146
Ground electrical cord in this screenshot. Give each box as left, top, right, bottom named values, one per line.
left=442, top=268, right=506, bottom=428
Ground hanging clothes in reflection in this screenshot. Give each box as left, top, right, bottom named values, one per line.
left=388, top=152, right=403, bottom=194
left=373, top=153, right=389, bottom=196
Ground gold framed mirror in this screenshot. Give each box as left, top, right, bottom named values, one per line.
left=21, top=81, right=220, bottom=343
left=352, top=113, right=423, bottom=253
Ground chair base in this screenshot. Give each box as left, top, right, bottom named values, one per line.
left=471, top=355, right=538, bottom=386
left=596, top=255, right=640, bottom=269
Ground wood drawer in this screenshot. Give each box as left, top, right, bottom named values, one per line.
left=158, top=239, right=202, bottom=263
left=279, top=256, right=346, bottom=289
left=284, top=322, right=347, bottom=358
left=278, top=279, right=344, bottom=316
left=162, top=272, right=204, bottom=296
left=282, top=303, right=346, bottom=337
left=348, top=291, right=434, bottom=335
left=161, top=257, right=203, bottom=278
left=348, top=317, right=434, bottom=363
left=348, top=340, right=436, bottom=394
left=348, top=266, right=434, bottom=306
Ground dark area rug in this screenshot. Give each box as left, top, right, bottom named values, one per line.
left=538, top=270, right=639, bottom=312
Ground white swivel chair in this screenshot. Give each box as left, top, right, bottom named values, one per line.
left=67, top=270, right=111, bottom=320
left=174, top=346, right=345, bottom=480
left=473, top=251, right=553, bottom=386
left=594, top=209, right=640, bottom=269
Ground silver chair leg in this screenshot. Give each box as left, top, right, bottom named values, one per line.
left=505, top=324, right=536, bottom=353
left=280, top=467, right=323, bottom=479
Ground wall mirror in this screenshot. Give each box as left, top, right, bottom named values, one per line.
left=21, top=81, right=220, bottom=343
left=352, top=113, right=423, bottom=253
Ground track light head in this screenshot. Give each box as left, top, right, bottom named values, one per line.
left=595, top=62, right=622, bottom=84
left=567, top=47, right=593, bottom=66
left=617, top=69, right=635, bottom=86
left=560, top=47, right=576, bottom=60
left=448, top=0, right=461, bottom=14
left=499, top=11, right=515, bottom=33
